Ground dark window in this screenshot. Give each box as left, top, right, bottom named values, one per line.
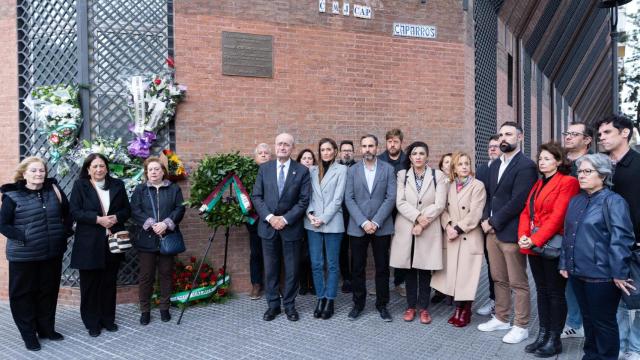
left=507, top=53, right=513, bottom=107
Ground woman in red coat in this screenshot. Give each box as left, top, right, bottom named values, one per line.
left=517, top=141, right=579, bottom=358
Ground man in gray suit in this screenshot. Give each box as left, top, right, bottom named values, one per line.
left=345, top=134, right=397, bottom=321
left=251, top=133, right=311, bottom=322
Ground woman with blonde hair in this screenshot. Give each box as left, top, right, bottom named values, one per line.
left=0, top=157, right=72, bottom=350
left=431, top=151, right=486, bottom=328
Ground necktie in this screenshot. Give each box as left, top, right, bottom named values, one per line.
left=278, top=164, right=285, bottom=195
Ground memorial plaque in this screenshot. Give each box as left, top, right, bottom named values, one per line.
left=222, top=32, right=273, bottom=78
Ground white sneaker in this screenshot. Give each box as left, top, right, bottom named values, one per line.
left=620, top=352, right=631, bottom=360
left=476, top=300, right=495, bottom=316
left=502, top=326, right=529, bottom=344
left=627, top=352, right=640, bottom=360
left=560, top=325, right=584, bottom=339
left=477, top=316, right=511, bottom=332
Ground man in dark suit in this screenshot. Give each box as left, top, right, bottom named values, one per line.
left=345, top=134, right=397, bottom=322
left=338, top=140, right=356, bottom=293
left=477, top=122, right=537, bottom=345
left=251, top=133, right=311, bottom=322
left=475, top=133, right=500, bottom=316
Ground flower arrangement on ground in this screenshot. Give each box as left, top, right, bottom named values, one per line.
left=24, top=84, right=82, bottom=175
left=153, top=256, right=231, bottom=308
left=126, top=58, right=187, bottom=159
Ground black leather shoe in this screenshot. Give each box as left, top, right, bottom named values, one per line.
left=23, top=335, right=41, bottom=351
left=140, top=312, right=151, bottom=325
left=430, top=290, right=446, bottom=304
left=160, top=310, right=171, bottom=322
left=341, top=280, right=352, bottom=293
left=321, top=300, right=335, bottom=320
left=88, top=328, right=101, bottom=337
left=378, top=306, right=392, bottom=322
left=38, top=331, right=64, bottom=341
left=263, top=307, right=281, bottom=321
left=285, top=308, right=299, bottom=321
left=525, top=328, right=548, bottom=353
left=314, top=298, right=327, bottom=318
left=348, top=306, right=363, bottom=320
left=103, top=323, right=118, bottom=332
left=534, top=331, right=562, bottom=358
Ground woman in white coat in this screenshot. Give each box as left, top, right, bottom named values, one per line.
left=390, top=141, right=448, bottom=324
left=431, top=151, right=486, bottom=328
left=305, top=138, right=347, bottom=320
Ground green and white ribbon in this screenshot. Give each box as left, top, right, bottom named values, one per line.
left=170, top=274, right=230, bottom=304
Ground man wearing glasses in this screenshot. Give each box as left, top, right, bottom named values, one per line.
left=563, top=122, right=593, bottom=177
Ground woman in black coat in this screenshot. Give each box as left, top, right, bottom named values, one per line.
left=130, top=157, right=185, bottom=325
left=70, top=153, right=131, bottom=337
left=0, top=157, right=72, bottom=351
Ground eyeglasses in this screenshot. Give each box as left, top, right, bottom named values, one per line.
left=341, top=149, right=354, bottom=153
left=577, top=169, right=596, bottom=176
left=562, top=131, right=586, bottom=138
left=488, top=145, right=500, bottom=149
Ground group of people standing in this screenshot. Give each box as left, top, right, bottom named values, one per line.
left=248, top=115, right=640, bottom=360
left=0, top=154, right=185, bottom=351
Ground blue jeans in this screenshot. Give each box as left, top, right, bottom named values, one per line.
left=618, top=300, right=640, bottom=354
left=565, top=280, right=583, bottom=329
left=307, top=231, right=342, bottom=300
left=570, top=277, right=621, bottom=360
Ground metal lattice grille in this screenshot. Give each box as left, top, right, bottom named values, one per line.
left=474, top=0, right=499, bottom=166
left=523, top=52, right=531, bottom=157
left=16, top=0, right=174, bottom=287
left=537, top=68, right=543, bottom=149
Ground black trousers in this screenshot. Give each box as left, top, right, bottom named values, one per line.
left=406, top=268, right=431, bottom=309
left=79, top=252, right=121, bottom=331
left=262, top=234, right=301, bottom=311
left=138, top=251, right=173, bottom=312
left=9, top=256, right=62, bottom=340
left=351, top=234, right=391, bottom=309
left=246, top=223, right=264, bottom=286
left=483, top=233, right=495, bottom=300
left=339, top=233, right=352, bottom=282
left=299, top=234, right=314, bottom=290
left=528, top=255, right=567, bottom=332
left=570, top=276, right=621, bottom=360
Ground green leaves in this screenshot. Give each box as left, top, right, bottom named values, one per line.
left=187, top=152, right=258, bottom=228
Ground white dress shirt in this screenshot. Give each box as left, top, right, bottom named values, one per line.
left=497, top=150, right=519, bottom=183
left=266, top=159, right=292, bottom=223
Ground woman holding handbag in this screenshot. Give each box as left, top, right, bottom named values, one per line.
left=0, top=157, right=73, bottom=351
left=390, top=141, right=448, bottom=324
left=70, top=153, right=131, bottom=337
left=517, top=142, right=579, bottom=358
left=131, top=157, right=185, bottom=325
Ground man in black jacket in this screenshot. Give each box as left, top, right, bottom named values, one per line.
left=597, top=115, right=640, bottom=358
left=477, top=122, right=537, bottom=344
left=338, top=140, right=356, bottom=293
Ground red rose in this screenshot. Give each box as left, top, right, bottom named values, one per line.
left=49, top=133, right=60, bottom=145
left=190, top=256, right=196, bottom=263
left=217, top=288, right=227, bottom=297
left=218, top=268, right=225, bottom=275
left=154, top=78, right=161, bottom=85
left=210, top=274, right=217, bottom=282
left=199, top=272, right=208, bottom=280
left=166, top=56, right=175, bottom=69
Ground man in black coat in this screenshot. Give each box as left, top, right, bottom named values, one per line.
left=338, top=140, right=356, bottom=293
left=597, top=114, right=640, bottom=357
left=251, top=133, right=311, bottom=322
left=474, top=134, right=500, bottom=316
left=477, top=122, right=537, bottom=344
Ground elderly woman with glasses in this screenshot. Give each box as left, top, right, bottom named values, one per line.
left=559, top=153, right=635, bottom=360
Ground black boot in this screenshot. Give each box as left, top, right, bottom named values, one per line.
left=321, top=300, right=335, bottom=320
left=524, top=327, right=548, bottom=353
left=314, top=298, right=327, bottom=318
left=534, top=331, right=562, bottom=358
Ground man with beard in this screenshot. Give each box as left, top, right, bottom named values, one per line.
left=345, top=134, right=397, bottom=321
left=477, top=121, right=537, bottom=345
left=378, top=128, right=408, bottom=297
left=475, top=134, right=501, bottom=316
left=338, top=140, right=356, bottom=293
left=559, top=121, right=592, bottom=340
left=596, top=115, right=640, bottom=360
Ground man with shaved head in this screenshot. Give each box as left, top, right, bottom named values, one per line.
left=252, top=133, right=311, bottom=322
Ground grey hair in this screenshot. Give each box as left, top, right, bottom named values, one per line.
left=575, top=153, right=613, bottom=187
left=254, top=143, right=271, bottom=155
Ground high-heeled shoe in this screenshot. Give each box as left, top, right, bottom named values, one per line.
left=453, top=302, right=472, bottom=327
left=321, top=300, right=334, bottom=319
left=314, top=298, right=327, bottom=318
left=448, top=305, right=462, bottom=324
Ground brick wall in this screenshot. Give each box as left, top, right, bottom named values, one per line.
left=172, top=0, right=473, bottom=294
left=0, top=0, right=19, bottom=301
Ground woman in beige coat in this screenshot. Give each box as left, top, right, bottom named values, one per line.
left=431, top=151, right=486, bottom=328
left=390, top=141, right=448, bottom=325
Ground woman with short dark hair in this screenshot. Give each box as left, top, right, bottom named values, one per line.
left=70, top=153, right=131, bottom=337
left=0, top=157, right=72, bottom=351
left=131, top=156, right=185, bottom=325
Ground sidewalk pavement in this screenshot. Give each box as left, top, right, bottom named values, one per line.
left=0, top=267, right=585, bottom=360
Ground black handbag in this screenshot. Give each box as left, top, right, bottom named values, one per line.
left=528, top=183, right=562, bottom=259
left=147, top=187, right=185, bottom=256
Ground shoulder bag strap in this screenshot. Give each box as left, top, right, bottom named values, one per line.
left=51, top=184, right=63, bottom=204
left=146, top=186, right=159, bottom=222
